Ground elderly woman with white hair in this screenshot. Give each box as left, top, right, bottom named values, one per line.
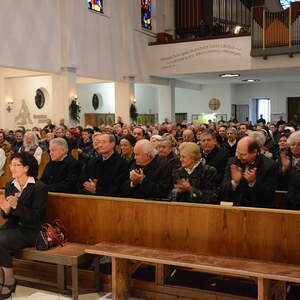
left=280, top=130, right=300, bottom=209
left=19, top=131, right=43, bottom=164
left=171, top=142, right=218, bottom=204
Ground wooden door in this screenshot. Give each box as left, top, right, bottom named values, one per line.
left=85, top=114, right=97, bottom=127
left=288, top=97, right=300, bottom=122
left=236, top=105, right=249, bottom=122
left=175, top=113, right=187, bottom=123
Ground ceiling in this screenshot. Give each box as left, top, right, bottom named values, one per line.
left=163, top=67, right=300, bottom=85
left=0, top=67, right=48, bottom=78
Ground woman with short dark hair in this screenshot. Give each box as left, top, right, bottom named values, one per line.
left=0, top=152, right=47, bottom=299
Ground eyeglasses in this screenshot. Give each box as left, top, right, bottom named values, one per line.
left=290, top=143, right=300, bottom=147
left=9, top=163, right=23, bottom=168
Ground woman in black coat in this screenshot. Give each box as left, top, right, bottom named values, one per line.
left=171, top=142, right=218, bottom=204
left=0, top=152, right=47, bottom=299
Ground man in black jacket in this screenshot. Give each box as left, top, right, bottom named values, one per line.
left=78, top=133, right=129, bottom=196
left=122, top=139, right=172, bottom=199
left=40, top=138, right=82, bottom=193
left=200, top=130, right=230, bottom=185
left=221, top=136, right=277, bottom=208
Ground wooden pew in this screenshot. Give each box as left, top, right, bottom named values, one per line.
left=0, top=191, right=298, bottom=299
left=71, top=149, right=79, bottom=160
left=37, top=151, right=50, bottom=179
left=0, top=157, right=12, bottom=188
left=43, top=193, right=300, bottom=300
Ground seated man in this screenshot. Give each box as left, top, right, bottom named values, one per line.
left=40, top=138, right=82, bottom=193
left=78, top=133, right=129, bottom=196
left=200, top=130, right=230, bottom=185
left=157, top=137, right=180, bottom=173
left=122, top=139, right=172, bottom=199
left=221, top=136, right=277, bottom=208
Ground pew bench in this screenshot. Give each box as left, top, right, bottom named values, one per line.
left=85, top=242, right=300, bottom=300
left=16, top=242, right=92, bottom=300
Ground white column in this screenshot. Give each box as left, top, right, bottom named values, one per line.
left=115, top=77, right=135, bottom=126
left=158, top=80, right=175, bottom=123
left=52, top=67, right=78, bottom=127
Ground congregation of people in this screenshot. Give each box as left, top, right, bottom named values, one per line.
left=0, top=115, right=300, bottom=209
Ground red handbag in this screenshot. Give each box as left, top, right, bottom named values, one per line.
left=36, top=219, right=67, bottom=250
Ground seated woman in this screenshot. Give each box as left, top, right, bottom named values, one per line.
left=19, top=131, right=43, bottom=164
left=171, top=142, right=218, bottom=204
left=0, top=152, right=47, bottom=299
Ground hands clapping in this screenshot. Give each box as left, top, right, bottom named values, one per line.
left=130, top=169, right=145, bottom=185
left=0, top=193, right=19, bottom=214
left=83, top=178, right=97, bottom=194
left=231, top=164, right=257, bottom=185
left=174, top=179, right=192, bottom=193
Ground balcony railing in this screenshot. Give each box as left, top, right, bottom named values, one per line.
left=251, top=1, right=300, bottom=57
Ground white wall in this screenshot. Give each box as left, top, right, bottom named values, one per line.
left=3, top=76, right=53, bottom=129
left=175, top=84, right=232, bottom=121
left=77, top=82, right=115, bottom=125
left=0, top=0, right=175, bottom=83
left=232, top=81, right=300, bottom=116
left=0, top=1, right=61, bottom=73
left=135, top=84, right=159, bottom=115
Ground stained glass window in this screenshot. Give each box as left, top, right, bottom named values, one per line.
left=280, top=0, right=297, bottom=9
left=87, top=0, right=103, bottom=14
left=141, top=0, right=152, bottom=30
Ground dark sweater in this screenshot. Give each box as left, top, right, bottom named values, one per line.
left=40, top=155, right=82, bottom=193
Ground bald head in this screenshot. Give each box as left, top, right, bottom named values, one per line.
left=134, top=139, right=156, bottom=166
left=183, top=129, right=195, bottom=142
left=236, top=136, right=259, bottom=164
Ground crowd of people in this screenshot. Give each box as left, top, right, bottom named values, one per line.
left=0, top=116, right=299, bottom=209
left=0, top=115, right=300, bottom=298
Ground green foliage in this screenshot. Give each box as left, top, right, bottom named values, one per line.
left=130, top=104, right=137, bottom=121
left=69, top=100, right=81, bottom=123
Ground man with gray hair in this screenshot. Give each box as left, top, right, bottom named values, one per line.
left=40, top=138, right=82, bottom=193
left=122, top=139, right=172, bottom=199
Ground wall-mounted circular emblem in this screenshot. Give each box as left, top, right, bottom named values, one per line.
left=35, top=89, right=45, bottom=109
left=92, top=93, right=103, bottom=110
left=208, top=98, right=221, bottom=110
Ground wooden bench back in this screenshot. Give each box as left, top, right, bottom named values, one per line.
left=38, top=152, right=50, bottom=179
left=46, top=193, right=300, bottom=265
left=0, top=157, right=12, bottom=188
left=71, top=149, right=79, bottom=160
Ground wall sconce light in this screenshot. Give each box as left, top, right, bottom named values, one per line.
left=6, top=99, right=14, bottom=113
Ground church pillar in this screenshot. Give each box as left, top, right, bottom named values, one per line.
left=52, top=67, right=78, bottom=127
left=115, top=76, right=135, bottom=126
left=158, top=80, right=175, bottom=123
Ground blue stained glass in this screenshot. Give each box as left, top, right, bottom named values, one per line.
left=141, top=0, right=152, bottom=30
left=280, top=0, right=298, bottom=9
left=87, top=0, right=103, bottom=14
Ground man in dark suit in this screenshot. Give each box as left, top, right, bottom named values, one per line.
left=122, top=139, right=172, bottom=199
left=222, top=127, right=238, bottom=157
left=200, top=130, right=230, bottom=185
left=78, top=133, right=129, bottom=196
left=40, top=138, right=82, bottom=193
left=221, top=136, right=278, bottom=208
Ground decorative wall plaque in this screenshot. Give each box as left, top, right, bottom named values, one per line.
left=208, top=98, right=221, bottom=110
left=35, top=89, right=45, bottom=109
left=92, top=94, right=99, bottom=110
left=92, top=93, right=103, bottom=111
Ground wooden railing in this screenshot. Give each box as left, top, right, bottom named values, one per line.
left=251, top=2, right=300, bottom=57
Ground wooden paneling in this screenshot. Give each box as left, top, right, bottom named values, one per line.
left=288, top=97, right=300, bottom=122
left=45, top=193, right=300, bottom=265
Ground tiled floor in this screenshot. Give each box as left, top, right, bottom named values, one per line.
left=13, top=285, right=143, bottom=300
